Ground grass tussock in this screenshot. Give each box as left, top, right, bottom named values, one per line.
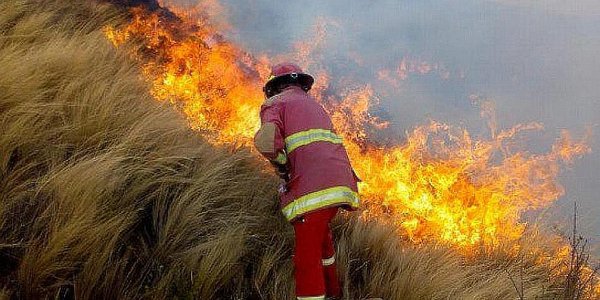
left=0, top=0, right=594, bottom=299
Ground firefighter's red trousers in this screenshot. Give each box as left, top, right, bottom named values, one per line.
left=293, top=207, right=341, bottom=299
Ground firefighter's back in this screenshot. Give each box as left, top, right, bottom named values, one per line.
left=279, top=86, right=359, bottom=209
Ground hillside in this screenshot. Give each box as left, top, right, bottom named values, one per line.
left=0, top=0, right=590, bottom=299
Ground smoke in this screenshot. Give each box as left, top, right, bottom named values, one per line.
left=160, top=0, right=600, bottom=251
left=493, top=0, right=600, bottom=16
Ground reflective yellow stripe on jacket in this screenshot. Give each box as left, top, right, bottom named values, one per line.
left=284, top=129, right=343, bottom=154
left=282, top=186, right=360, bottom=221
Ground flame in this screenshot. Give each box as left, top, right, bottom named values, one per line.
left=379, top=56, right=454, bottom=83
left=104, top=6, right=592, bottom=251
left=347, top=121, right=591, bottom=247
left=105, top=7, right=266, bottom=144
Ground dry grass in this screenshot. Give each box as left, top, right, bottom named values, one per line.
left=0, top=0, right=594, bottom=299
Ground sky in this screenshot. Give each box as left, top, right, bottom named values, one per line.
left=166, top=0, right=600, bottom=250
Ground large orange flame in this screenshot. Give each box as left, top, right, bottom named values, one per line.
left=104, top=6, right=591, bottom=251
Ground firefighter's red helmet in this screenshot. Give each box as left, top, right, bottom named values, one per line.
left=263, top=63, right=314, bottom=97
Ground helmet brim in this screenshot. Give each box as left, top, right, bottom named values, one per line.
left=264, top=73, right=314, bottom=92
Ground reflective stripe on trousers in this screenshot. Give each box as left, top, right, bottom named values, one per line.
left=321, top=255, right=335, bottom=266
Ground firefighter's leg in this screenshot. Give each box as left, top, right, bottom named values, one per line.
left=293, top=210, right=329, bottom=299
left=322, top=209, right=342, bottom=298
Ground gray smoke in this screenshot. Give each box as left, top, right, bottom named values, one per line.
left=163, top=0, right=600, bottom=252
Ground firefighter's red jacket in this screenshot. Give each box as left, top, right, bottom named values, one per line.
left=254, top=86, right=360, bottom=221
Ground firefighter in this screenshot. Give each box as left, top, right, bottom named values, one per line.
left=254, top=62, right=361, bottom=300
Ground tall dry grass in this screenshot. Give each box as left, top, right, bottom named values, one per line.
left=0, top=0, right=588, bottom=299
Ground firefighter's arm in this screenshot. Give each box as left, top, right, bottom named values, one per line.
left=254, top=100, right=287, bottom=166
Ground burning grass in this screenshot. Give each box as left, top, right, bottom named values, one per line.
left=0, top=0, right=598, bottom=299
left=103, top=1, right=593, bottom=251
